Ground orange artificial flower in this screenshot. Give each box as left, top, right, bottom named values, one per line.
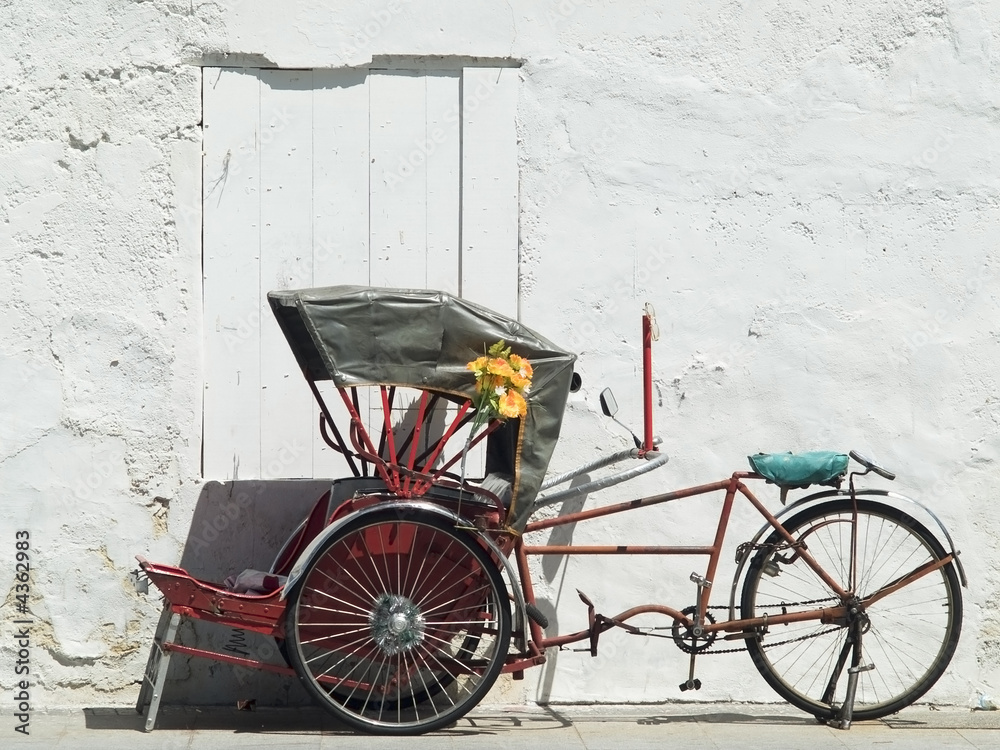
left=486, top=357, right=514, bottom=379
left=498, top=389, right=527, bottom=419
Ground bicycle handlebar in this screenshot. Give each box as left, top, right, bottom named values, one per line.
left=849, top=450, right=896, bottom=481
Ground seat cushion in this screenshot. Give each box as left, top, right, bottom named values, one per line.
left=748, top=451, right=849, bottom=488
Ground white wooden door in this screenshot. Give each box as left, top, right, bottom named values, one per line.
left=202, top=66, right=519, bottom=480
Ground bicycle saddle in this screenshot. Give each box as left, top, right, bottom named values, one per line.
left=748, top=451, right=849, bottom=489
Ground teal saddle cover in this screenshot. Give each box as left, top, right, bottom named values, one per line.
left=748, top=451, right=849, bottom=488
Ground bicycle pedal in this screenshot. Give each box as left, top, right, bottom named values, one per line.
left=678, top=679, right=702, bottom=692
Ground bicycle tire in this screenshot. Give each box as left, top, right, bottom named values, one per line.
left=741, top=498, right=962, bottom=721
left=285, top=508, right=511, bottom=735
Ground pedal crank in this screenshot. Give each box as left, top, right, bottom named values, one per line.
left=679, top=652, right=702, bottom=692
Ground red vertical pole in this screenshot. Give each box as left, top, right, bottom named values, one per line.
left=642, top=311, right=654, bottom=452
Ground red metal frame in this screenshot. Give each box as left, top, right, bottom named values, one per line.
left=511, top=474, right=851, bottom=657
left=330, top=384, right=502, bottom=507
left=642, top=311, right=655, bottom=453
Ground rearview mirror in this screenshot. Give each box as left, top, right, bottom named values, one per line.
left=599, top=388, right=618, bottom=418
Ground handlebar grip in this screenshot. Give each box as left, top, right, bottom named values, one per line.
left=849, top=450, right=896, bottom=481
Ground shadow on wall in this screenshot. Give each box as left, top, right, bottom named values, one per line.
left=156, top=479, right=332, bottom=708
left=534, top=475, right=591, bottom=704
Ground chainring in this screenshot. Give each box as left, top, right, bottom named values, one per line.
left=671, top=606, right=718, bottom=654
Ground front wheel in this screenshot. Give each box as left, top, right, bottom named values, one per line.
left=741, top=499, right=962, bottom=721
left=285, top=508, right=511, bottom=735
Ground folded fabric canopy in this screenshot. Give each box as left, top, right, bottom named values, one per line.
left=268, top=285, right=577, bottom=532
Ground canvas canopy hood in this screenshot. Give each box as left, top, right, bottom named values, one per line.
left=268, top=285, right=577, bottom=531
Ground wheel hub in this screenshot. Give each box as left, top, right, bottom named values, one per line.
left=369, top=594, right=426, bottom=655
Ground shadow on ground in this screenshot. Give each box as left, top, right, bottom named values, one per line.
left=84, top=704, right=829, bottom=736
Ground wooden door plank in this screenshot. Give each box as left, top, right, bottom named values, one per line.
left=313, top=69, right=370, bottom=287
left=425, top=71, right=461, bottom=296
left=258, top=69, right=315, bottom=479
left=369, top=70, right=428, bottom=288
left=460, top=67, right=519, bottom=319
left=312, top=69, right=371, bottom=477
left=202, top=67, right=262, bottom=479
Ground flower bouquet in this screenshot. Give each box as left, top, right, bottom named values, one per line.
left=466, top=340, right=533, bottom=427
left=456, top=341, right=533, bottom=513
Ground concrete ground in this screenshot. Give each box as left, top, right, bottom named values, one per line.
left=11, top=703, right=1000, bottom=750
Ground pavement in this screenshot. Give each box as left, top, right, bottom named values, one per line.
left=10, top=703, right=1000, bottom=750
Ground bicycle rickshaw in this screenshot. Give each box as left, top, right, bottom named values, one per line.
left=135, top=285, right=965, bottom=735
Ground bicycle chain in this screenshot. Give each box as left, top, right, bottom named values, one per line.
left=643, top=596, right=842, bottom=655
left=690, top=624, right=845, bottom=655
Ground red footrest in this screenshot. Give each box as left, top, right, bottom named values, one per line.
left=136, top=556, right=287, bottom=637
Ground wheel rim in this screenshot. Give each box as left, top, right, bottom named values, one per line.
left=289, top=515, right=509, bottom=731
left=743, top=501, right=961, bottom=719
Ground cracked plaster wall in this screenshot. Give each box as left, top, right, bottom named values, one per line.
left=1, top=0, right=999, bottom=710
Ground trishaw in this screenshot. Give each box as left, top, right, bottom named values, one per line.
left=135, top=285, right=965, bottom=735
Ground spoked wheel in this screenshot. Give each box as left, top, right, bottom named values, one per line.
left=285, top=508, right=511, bottom=735
left=741, top=498, right=962, bottom=721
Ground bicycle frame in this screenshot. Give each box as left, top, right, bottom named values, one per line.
left=499, top=306, right=959, bottom=674
left=504, top=471, right=958, bottom=668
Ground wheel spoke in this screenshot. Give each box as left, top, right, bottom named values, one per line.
left=313, top=551, right=380, bottom=606
left=304, top=631, right=371, bottom=669
left=411, top=537, right=480, bottom=610
left=419, top=581, right=494, bottom=619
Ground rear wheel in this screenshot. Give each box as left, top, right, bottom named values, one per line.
left=741, top=499, right=962, bottom=721
left=285, top=508, right=510, bottom=735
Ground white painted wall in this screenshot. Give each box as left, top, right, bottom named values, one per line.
left=1, top=0, right=999, bottom=713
